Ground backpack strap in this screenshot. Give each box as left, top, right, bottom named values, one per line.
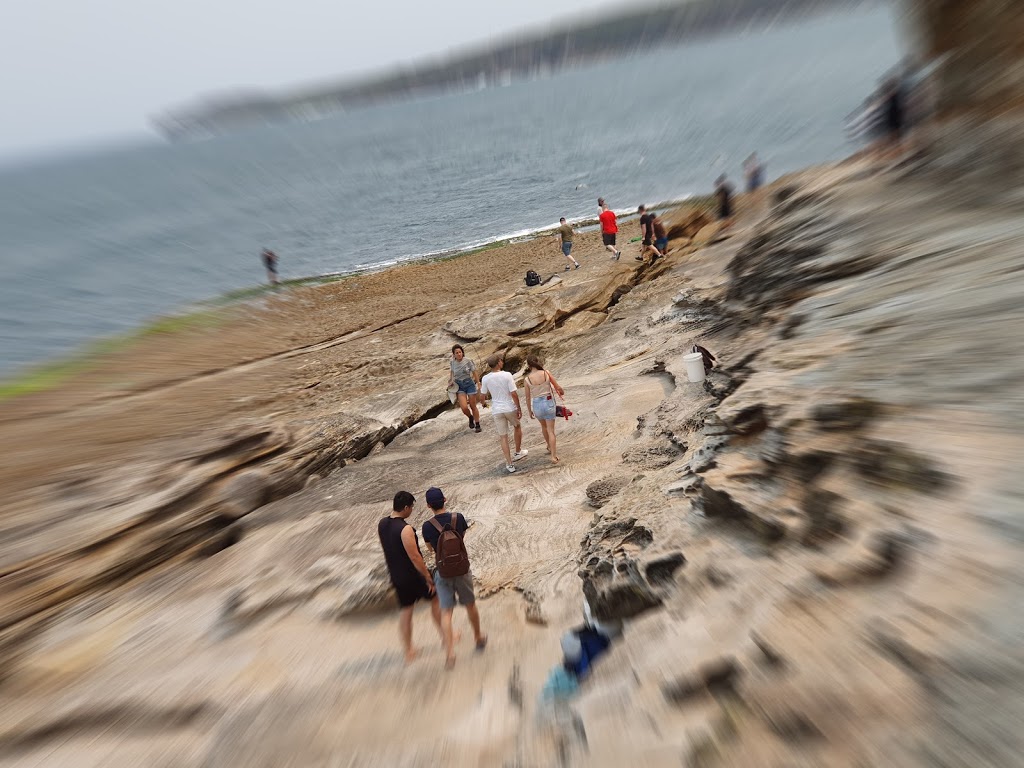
left=429, top=517, right=445, bottom=534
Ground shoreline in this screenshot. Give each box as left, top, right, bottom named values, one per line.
left=0, top=193, right=709, bottom=397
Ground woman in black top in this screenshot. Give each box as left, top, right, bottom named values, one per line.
left=377, top=491, right=442, bottom=663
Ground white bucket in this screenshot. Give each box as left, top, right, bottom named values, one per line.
left=683, top=352, right=706, bottom=383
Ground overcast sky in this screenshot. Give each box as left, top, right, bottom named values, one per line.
left=4, top=0, right=629, bottom=158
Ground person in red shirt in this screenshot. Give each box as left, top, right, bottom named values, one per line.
left=597, top=198, right=621, bottom=261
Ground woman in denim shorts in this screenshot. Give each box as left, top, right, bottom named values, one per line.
left=523, top=354, right=566, bottom=464
left=448, top=344, right=482, bottom=432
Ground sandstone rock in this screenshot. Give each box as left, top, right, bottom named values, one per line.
left=810, top=398, right=881, bottom=431
left=749, top=631, right=786, bottom=669
left=662, top=656, right=740, bottom=704
left=665, top=208, right=712, bottom=241
left=621, top=438, right=685, bottom=470
left=222, top=552, right=395, bottom=631
left=214, top=469, right=271, bottom=520
left=584, top=475, right=631, bottom=508
left=581, top=556, right=663, bottom=622
left=664, top=474, right=702, bottom=496
left=812, top=530, right=912, bottom=587
left=443, top=298, right=554, bottom=340
left=850, top=440, right=953, bottom=493
left=697, top=480, right=789, bottom=544
left=643, top=551, right=686, bottom=585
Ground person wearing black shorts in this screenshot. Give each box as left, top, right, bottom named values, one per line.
left=598, top=198, right=621, bottom=260
left=378, top=491, right=442, bottom=663
left=635, top=204, right=663, bottom=262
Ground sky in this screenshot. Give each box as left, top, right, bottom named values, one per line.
left=3, top=0, right=628, bottom=159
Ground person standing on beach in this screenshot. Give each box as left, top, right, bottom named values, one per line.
left=598, top=198, right=621, bottom=260
left=421, top=486, right=486, bottom=669
left=652, top=211, right=669, bottom=257
left=557, top=218, right=580, bottom=270
left=378, top=491, right=442, bottom=664
left=635, top=205, right=664, bottom=262
left=261, top=248, right=279, bottom=286
left=448, top=344, right=482, bottom=432
left=524, top=354, right=566, bottom=464
left=479, top=354, right=528, bottom=474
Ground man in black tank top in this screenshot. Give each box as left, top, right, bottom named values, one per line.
left=378, top=491, right=442, bottom=664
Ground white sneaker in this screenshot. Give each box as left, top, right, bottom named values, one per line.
left=512, top=449, right=529, bottom=461
left=506, top=464, right=517, bottom=473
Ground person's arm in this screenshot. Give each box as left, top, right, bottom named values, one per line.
left=524, top=377, right=534, bottom=418
left=511, top=389, right=522, bottom=418
left=546, top=371, right=565, bottom=398
left=402, top=526, right=434, bottom=591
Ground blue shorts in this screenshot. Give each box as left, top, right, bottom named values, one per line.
left=655, top=237, right=668, bottom=252
left=562, top=242, right=573, bottom=257
left=434, top=571, right=476, bottom=610
left=456, top=379, right=477, bottom=395
left=532, top=395, right=556, bottom=421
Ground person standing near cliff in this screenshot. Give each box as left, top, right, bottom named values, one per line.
left=744, top=153, right=765, bottom=195
left=378, top=490, right=442, bottom=664
left=556, top=217, right=580, bottom=271
left=448, top=344, right=482, bottom=432
left=479, top=354, right=528, bottom=474
left=598, top=198, right=621, bottom=260
left=261, top=248, right=279, bottom=286
left=635, top=205, right=664, bottom=262
left=421, top=486, right=486, bottom=669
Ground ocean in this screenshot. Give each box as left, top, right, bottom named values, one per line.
left=0, top=7, right=899, bottom=377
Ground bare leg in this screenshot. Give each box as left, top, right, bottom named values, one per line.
left=548, top=420, right=558, bottom=463
left=465, top=603, right=486, bottom=647
left=457, top=392, right=471, bottom=419
left=499, top=434, right=513, bottom=465
left=399, top=606, right=417, bottom=663
left=604, top=244, right=618, bottom=256
left=441, top=608, right=456, bottom=668
left=469, top=394, right=481, bottom=424
left=430, top=597, right=443, bottom=642
left=513, top=424, right=523, bottom=454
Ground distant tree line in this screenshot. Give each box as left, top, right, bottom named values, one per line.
left=155, top=0, right=883, bottom=140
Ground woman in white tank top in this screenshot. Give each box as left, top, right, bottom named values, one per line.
left=523, top=354, right=565, bottom=464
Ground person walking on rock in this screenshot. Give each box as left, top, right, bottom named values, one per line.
left=421, top=487, right=486, bottom=669
left=524, top=354, right=566, bottom=464
left=598, top=198, right=621, bottom=260
left=556, top=217, right=580, bottom=270
left=448, top=344, right=482, bottom=432
left=377, top=490, right=442, bottom=664
left=636, top=205, right=663, bottom=262
left=652, top=211, right=669, bottom=256
left=479, top=353, right=528, bottom=473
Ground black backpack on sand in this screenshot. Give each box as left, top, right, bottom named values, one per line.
left=525, top=270, right=541, bottom=287
left=430, top=514, right=471, bottom=578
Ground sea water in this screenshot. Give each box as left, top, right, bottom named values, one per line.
left=0, top=7, right=900, bottom=376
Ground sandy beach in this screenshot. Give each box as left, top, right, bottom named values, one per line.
left=1, top=158, right=1023, bottom=766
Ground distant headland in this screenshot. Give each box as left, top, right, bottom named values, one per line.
left=152, top=0, right=883, bottom=141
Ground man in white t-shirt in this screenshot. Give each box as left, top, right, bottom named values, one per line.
left=479, top=354, right=528, bottom=473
